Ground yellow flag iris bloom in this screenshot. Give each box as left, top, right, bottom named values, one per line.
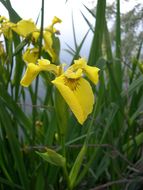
left=20, top=59, right=60, bottom=87
left=52, top=58, right=99, bottom=124
left=13, top=16, right=61, bottom=63
left=20, top=58, right=99, bottom=124
left=0, top=16, right=61, bottom=64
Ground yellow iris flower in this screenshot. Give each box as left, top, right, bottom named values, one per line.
left=0, top=16, right=61, bottom=64
left=20, top=58, right=99, bottom=124
left=20, top=59, right=59, bottom=87
left=12, top=16, right=61, bottom=63
left=52, top=58, right=99, bottom=124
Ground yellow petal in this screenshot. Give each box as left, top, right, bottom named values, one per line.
left=31, top=31, right=40, bottom=43
left=1, top=21, right=14, bottom=39
left=70, top=58, right=100, bottom=84
left=52, top=76, right=94, bottom=124
left=43, top=31, right=56, bottom=62
left=65, top=68, right=83, bottom=79
left=20, top=63, right=40, bottom=87
left=0, top=16, right=8, bottom=22
left=23, top=48, right=39, bottom=64
left=43, top=31, right=52, bottom=47
left=12, top=19, right=37, bottom=37
left=52, top=16, right=62, bottom=25
left=45, top=16, right=62, bottom=33
left=72, top=58, right=87, bottom=69
left=84, top=66, right=100, bottom=85
left=38, top=59, right=59, bottom=75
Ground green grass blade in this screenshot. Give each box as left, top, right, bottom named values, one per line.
left=0, top=177, right=23, bottom=189
left=0, top=0, right=21, bottom=22
left=71, top=12, right=78, bottom=50
left=114, top=0, right=122, bottom=91
left=70, top=29, right=90, bottom=64
left=0, top=102, right=29, bottom=189
left=0, top=85, right=32, bottom=139
left=83, top=4, right=96, bottom=18
left=104, top=20, right=113, bottom=62
left=121, top=75, right=143, bottom=97
left=80, top=11, right=94, bottom=32
left=88, top=0, right=106, bottom=65
left=69, top=144, right=87, bottom=189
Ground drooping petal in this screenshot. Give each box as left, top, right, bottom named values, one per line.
left=73, top=78, right=94, bottom=123
left=84, top=66, right=100, bottom=85
left=20, top=63, right=40, bottom=87
left=12, top=19, right=37, bottom=37
left=52, top=76, right=94, bottom=124
left=20, top=59, right=59, bottom=87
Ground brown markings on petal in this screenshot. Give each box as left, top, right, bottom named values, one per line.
left=64, top=77, right=80, bottom=91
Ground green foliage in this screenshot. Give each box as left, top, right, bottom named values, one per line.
left=0, top=0, right=143, bottom=190
left=36, top=149, right=66, bottom=167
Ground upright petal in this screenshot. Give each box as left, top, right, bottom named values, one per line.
left=43, top=31, right=57, bottom=62
left=52, top=16, right=62, bottom=25
left=64, top=68, right=83, bottom=79
left=45, top=16, right=62, bottom=33
left=70, top=58, right=100, bottom=84
left=52, top=76, right=94, bottom=124
left=72, top=58, right=87, bottom=69
left=23, top=48, right=39, bottom=64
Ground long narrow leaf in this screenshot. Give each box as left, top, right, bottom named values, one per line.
left=88, top=0, right=106, bottom=65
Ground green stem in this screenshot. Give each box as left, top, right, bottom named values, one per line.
left=38, top=0, right=44, bottom=58
left=32, top=0, right=44, bottom=143
left=61, top=135, right=66, bottom=157
left=75, top=97, right=102, bottom=186
left=115, top=0, right=122, bottom=91
left=85, top=102, right=98, bottom=144
left=62, top=165, right=71, bottom=190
